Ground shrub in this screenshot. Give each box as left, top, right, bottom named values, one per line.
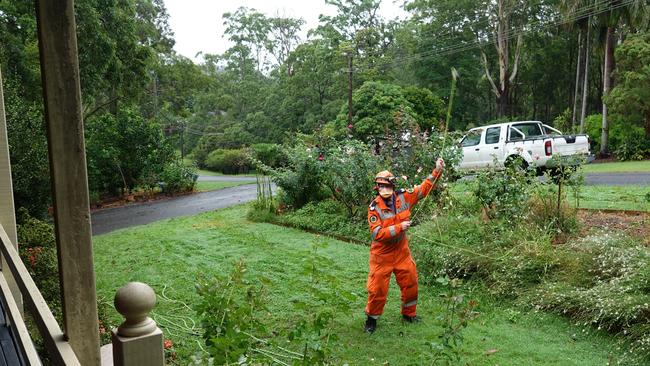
left=251, top=143, right=286, bottom=168
left=194, top=260, right=267, bottom=364
left=85, top=108, right=176, bottom=195
left=410, top=212, right=559, bottom=297
left=528, top=184, right=578, bottom=235
left=191, top=133, right=219, bottom=168
left=614, top=126, right=649, bottom=161
left=16, top=208, right=60, bottom=318
left=282, top=200, right=368, bottom=242
left=552, top=108, right=573, bottom=133
left=584, top=114, right=649, bottom=158
left=320, top=140, right=380, bottom=217
left=15, top=208, right=115, bottom=348
left=472, top=164, right=535, bottom=221
left=263, top=141, right=328, bottom=209
left=205, top=148, right=252, bottom=174
left=385, top=128, right=464, bottom=189
left=529, top=234, right=650, bottom=363
left=159, top=160, right=198, bottom=194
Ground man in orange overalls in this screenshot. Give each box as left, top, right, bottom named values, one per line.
left=364, top=158, right=444, bottom=333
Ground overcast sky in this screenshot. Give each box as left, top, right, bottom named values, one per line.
left=163, top=0, right=409, bottom=61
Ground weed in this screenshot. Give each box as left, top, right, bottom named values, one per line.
left=287, top=238, right=359, bottom=365
left=194, top=260, right=269, bottom=364
left=427, top=277, right=479, bottom=365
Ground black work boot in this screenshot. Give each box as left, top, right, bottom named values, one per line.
left=364, top=316, right=377, bottom=333
left=402, top=314, right=421, bottom=323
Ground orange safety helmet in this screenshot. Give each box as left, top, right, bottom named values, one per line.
left=374, top=170, right=396, bottom=186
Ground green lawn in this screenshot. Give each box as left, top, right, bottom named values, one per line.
left=580, top=160, right=650, bottom=173
left=94, top=205, right=625, bottom=365
left=194, top=180, right=251, bottom=192
left=196, top=168, right=259, bottom=177
left=450, top=180, right=649, bottom=212
left=568, top=185, right=649, bottom=211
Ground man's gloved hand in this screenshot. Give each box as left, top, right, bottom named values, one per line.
left=435, top=158, right=445, bottom=172
left=401, top=220, right=411, bottom=231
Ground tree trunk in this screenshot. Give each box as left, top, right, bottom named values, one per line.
left=645, top=111, right=650, bottom=138
left=600, top=26, right=615, bottom=156
left=572, top=30, right=583, bottom=127
left=579, top=22, right=591, bottom=134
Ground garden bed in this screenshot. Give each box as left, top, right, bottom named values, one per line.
left=248, top=194, right=650, bottom=364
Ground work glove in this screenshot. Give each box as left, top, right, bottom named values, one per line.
left=401, top=220, right=411, bottom=231
left=435, top=158, right=445, bottom=172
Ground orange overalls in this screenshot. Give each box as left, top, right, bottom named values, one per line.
left=365, top=169, right=441, bottom=318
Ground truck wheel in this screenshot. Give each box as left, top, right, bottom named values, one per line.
left=550, top=167, right=575, bottom=184
left=505, top=156, right=528, bottom=172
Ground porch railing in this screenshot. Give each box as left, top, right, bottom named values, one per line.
left=0, top=223, right=80, bottom=365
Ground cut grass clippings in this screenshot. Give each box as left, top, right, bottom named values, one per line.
left=94, top=204, right=626, bottom=365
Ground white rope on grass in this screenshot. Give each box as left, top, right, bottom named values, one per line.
left=251, top=349, right=291, bottom=366
left=411, top=232, right=516, bottom=262
left=160, top=283, right=193, bottom=311
left=243, top=332, right=303, bottom=358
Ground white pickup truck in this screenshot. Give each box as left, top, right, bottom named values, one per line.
left=458, top=121, right=592, bottom=173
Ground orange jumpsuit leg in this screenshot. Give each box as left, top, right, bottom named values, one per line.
left=394, top=252, right=419, bottom=317
left=365, top=254, right=393, bottom=318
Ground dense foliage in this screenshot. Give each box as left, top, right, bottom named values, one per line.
left=16, top=208, right=114, bottom=345
left=3, top=0, right=650, bottom=215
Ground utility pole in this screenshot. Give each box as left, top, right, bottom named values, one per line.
left=347, top=51, right=353, bottom=129
left=180, top=122, right=185, bottom=160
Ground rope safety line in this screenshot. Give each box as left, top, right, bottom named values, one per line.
left=409, top=67, right=456, bottom=223
left=411, top=232, right=516, bottom=262
left=404, top=69, right=512, bottom=263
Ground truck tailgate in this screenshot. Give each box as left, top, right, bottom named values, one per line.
left=551, top=135, right=589, bottom=156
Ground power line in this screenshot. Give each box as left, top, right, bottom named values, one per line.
left=403, top=0, right=611, bottom=42
left=384, top=0, right=629, bottom=68
left=351, top=0, right=633, bottom=72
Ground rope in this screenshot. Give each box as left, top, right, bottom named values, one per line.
left=411, top=232, right=516, bottom=262
left=410, top=68, right=456, bottom=223
left=406, top=69, right=516, bottom=264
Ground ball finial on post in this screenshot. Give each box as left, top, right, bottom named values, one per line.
left=114, top=282, right=157, bottom=337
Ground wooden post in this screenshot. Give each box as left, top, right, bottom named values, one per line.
left=112, top=282, right=164, bottom=366
left=35, top=1, right=101, bottom=365
left=0, top=67, right=22, bottom=310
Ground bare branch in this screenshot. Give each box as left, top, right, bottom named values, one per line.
left=509, top=34, right=523, bottom=84
left=480, top=49, right=501, bottom=98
